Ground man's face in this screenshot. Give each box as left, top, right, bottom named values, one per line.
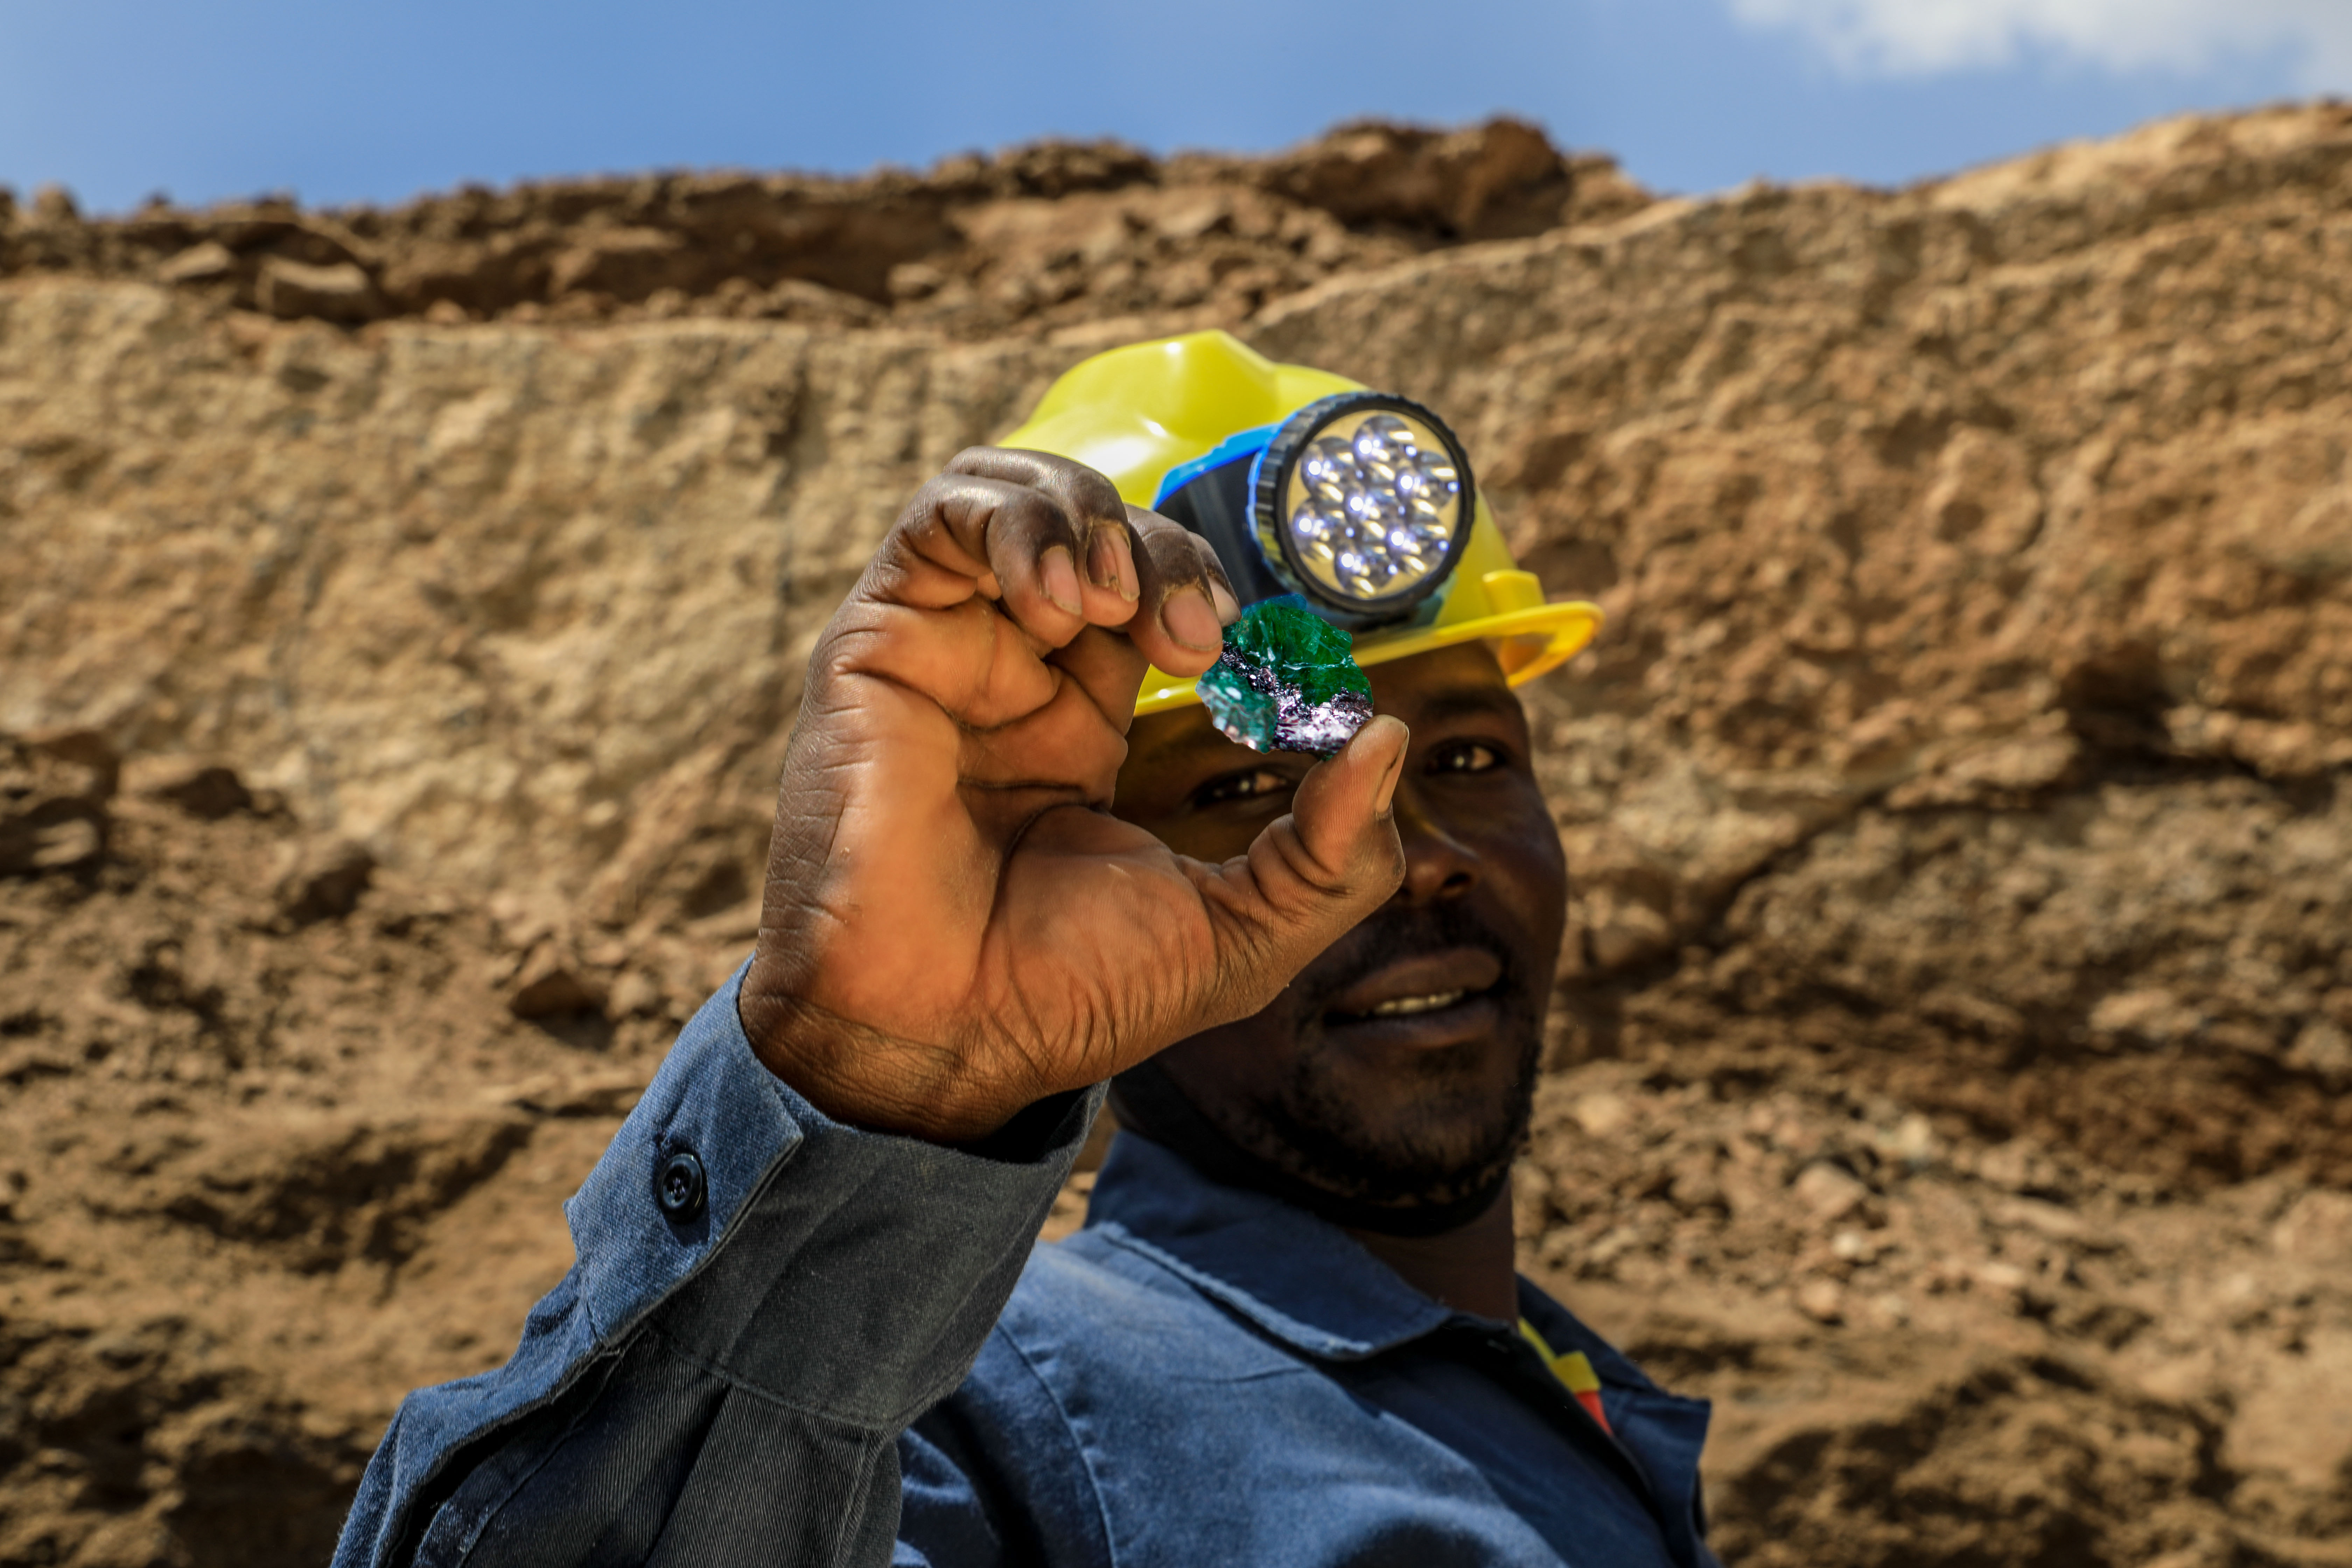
left=1112, top=641, right=1568, bottom=1209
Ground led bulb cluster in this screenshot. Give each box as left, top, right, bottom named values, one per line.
left=1283, top=412, right=1463, bottom=601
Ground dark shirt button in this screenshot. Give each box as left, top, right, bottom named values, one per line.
left=656, top=1149, right=707, bottom=1221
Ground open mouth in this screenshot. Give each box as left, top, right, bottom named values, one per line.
left=1321, top=980, right=1502, bottom=1050
left=1355, top=988, right=1470, bottom=1020
left=1320, top=947, right=1507, bottom=1030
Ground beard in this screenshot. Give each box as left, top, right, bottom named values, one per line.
left=1210, top=900, right=1547, bottom=1211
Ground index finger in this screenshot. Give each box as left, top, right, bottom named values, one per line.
left=948, top=447, right=1144, bottom=624
left=1123, top=506, right=1242, bottom=680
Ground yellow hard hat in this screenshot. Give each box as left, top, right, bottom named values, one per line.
left=1000, top=330, right=1602, bottom=715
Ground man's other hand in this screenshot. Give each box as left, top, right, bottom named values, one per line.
left=739, top=448, right=1409, bottom=1142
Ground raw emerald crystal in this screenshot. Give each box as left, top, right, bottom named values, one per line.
left=1196, top=596, right=1375, bottom=758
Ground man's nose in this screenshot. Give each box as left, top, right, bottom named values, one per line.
left=1388, top=780, right=1480, bottom=904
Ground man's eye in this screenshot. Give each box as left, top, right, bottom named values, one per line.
left=1429, top=741, right=1503, bottom=775
left=1193, top=768, right=1294, bottom=807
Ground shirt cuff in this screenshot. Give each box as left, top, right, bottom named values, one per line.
left=565, top=960, right=1100, bottom=1426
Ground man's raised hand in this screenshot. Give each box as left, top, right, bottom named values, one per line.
left=739, top=449, right=1408, bottom=1141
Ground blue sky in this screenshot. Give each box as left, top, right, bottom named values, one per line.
left=0, top=0, right=2342, bottom=215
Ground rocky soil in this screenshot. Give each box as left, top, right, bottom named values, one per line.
left=0, top=119, right=1645, bottom=339
left=6, top=104, right=2352, bottom=1566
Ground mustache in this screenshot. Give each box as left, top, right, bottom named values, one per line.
left=1293, top=901, right=1526, bottom=1017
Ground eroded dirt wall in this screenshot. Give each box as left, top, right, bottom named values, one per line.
left=0, top=119, right=1646, bottom=336
left=4, top=106, right=2351, bottom=1567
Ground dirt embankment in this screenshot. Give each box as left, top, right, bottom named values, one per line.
left=5, top=106, right=2352, bottom=1567
left=0, top=118, right=1645, bottom=337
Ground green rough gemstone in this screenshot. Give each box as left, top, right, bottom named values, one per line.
left=1195, top=597, right=1375, bottom=758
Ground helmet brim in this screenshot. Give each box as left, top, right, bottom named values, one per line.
left=1134, top=598, right=1603, bottom=717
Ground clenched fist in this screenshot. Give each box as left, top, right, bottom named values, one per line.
left=739, top=449, right=1409, bottom=1141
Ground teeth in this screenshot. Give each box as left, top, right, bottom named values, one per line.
left=1367, top=989, right=1466, bottom=1017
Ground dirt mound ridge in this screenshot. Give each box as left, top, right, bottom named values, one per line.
left=4, top=103, right=2352, bottom=1566
left=0, top=118, right=1646, bottom=337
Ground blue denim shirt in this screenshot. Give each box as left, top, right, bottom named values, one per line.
left=334, top=968, right=1714, bottom=1567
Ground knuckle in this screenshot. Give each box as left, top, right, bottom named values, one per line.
left=1020, top=500, right=1084, bottom=555
left=1140, top=530, right=1205, bottom=584
left=898, top=473, right=956, bottom=519
left=1060, top=464, right=1125, bottom=522
left=980, top=487, right=1064, bottom=550
left=907, top=473, right=997, bottom=532
left=945, top=444, right=1009, bottom=474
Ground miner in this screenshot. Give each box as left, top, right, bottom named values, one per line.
left=334, top=331, right=1716, bottom=1567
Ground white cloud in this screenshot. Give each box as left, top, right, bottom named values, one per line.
left=1728, top=0, right=2352, bottom=88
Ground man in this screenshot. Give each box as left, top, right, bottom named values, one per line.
left=334, top=332, right=1716, bottom=1567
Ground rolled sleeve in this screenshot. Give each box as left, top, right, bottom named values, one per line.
left=334, top=962, right=1100, bottom=1568
left=563, top=964, right=811, bottom=1343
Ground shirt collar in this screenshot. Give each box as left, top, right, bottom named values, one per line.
left=1081, top=1132, right=1681, bottom=1400
left=1080, top=1129, right=1715, bottom=1565
left=1516, top=1282, right=1671, bottom=1396
left=1079, top=1130, right=1458, bottom=1360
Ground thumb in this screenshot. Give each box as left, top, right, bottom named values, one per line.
left=1213, top=716, right=1409, bottom=1010
left=1290, top=714, right=1408, bottom=879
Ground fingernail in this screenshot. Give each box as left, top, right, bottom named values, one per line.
left=1160, top=588, right=1222, bottom=652
left=1086, top=527, right=1123, bottom=594
left=1209, top=579, right=1242, bottom=625
left=1372, top=725, right=1405, bottom=816
left=1040, top=546, right=1082, bottom=614
left=1115, top=533, right=1141, bottom=601
left=1089, top=525, right=1140, bottom=602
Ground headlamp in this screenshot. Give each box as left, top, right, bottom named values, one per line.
left=1252, top=393, right=1474, bottom=628
left=1154, top=390, right=1478, bottom=632
left=1002, top=329, right=1603, bottom=719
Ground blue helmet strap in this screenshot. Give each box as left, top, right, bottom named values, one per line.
left=1153, top=448, right=1292, bottom=610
